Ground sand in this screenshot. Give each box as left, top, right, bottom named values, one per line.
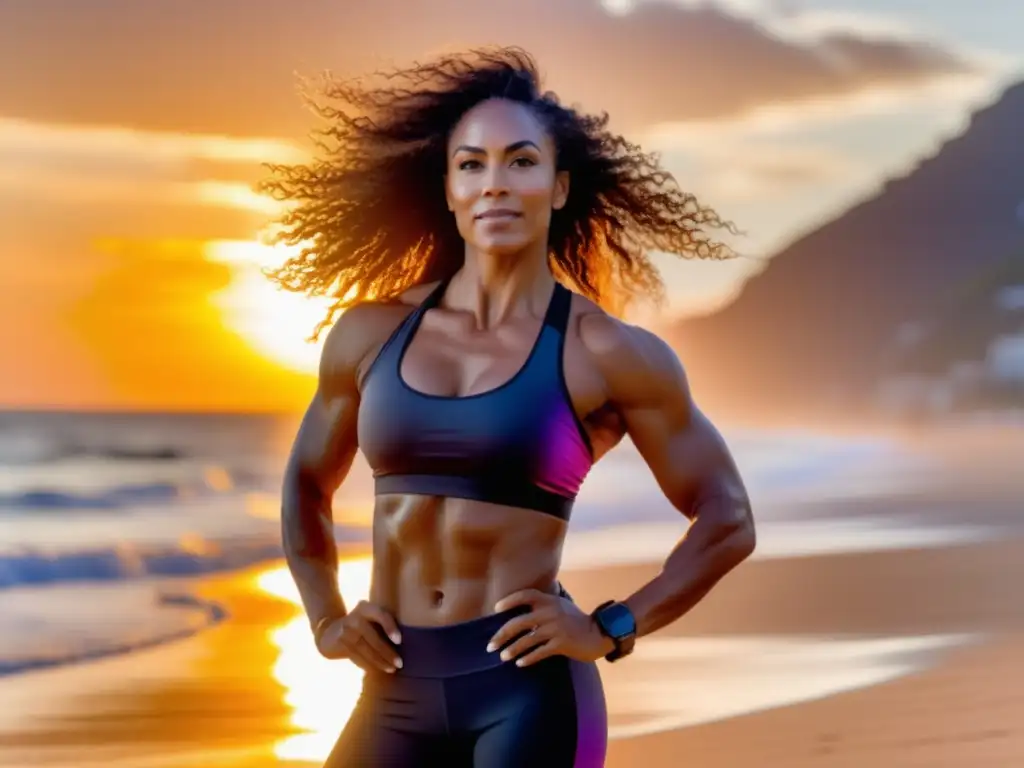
left=562, top=543, right=1024, bottom=767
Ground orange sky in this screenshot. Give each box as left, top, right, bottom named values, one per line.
left=0, top=0, right=1016, bottom=412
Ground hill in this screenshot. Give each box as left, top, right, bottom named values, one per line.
left=874, top=249, right=1024, bottom=416
left=673, top=79, right=1024, bottom=423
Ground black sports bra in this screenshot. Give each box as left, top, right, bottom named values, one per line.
left=357, top=279, right=594, bottom=521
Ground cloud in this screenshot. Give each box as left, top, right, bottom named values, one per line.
left=696, top=144, right=856, bottom=202
left=626, top=1, right=932, bottom=43
left=0, top=116, right=300, bottom=209
left=1, top=168, right=283, bottom=216
left=0, top=0, right=996, bottom=247
left=0, top=117, right=295, bottom=239
left=645, top=69, right=999, bottom=145
left=636, top=62, right=1004, bottom=224
left=0, top=0, right=992, bottom=138
left=0, top=118, right=304, bottom=166
left=639, top=63, right=1002, bottom=197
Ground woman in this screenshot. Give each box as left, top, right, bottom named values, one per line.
left=270, top=47, right=756, bottom=767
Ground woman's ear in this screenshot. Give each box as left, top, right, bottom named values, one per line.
left=552, top=171, right=569, bottom=211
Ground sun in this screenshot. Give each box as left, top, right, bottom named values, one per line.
left=206, top=239, right=335, bottom=375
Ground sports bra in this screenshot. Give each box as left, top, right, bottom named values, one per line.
left=357, top=278, right=594, bottom=521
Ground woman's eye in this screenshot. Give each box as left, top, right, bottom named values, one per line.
left=458, top=157, right=535, bottom=170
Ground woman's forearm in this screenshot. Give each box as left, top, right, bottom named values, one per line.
left=281, top=473, right=347, bottom=628
left=622, top=492, right=755, bottom=639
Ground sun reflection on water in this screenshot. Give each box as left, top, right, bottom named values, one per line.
left=256, top=557, right=374, bottom=765
left=252, top=552, right=976, bottom=761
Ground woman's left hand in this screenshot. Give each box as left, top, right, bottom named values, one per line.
left=486, top=589, right=615, bottom=667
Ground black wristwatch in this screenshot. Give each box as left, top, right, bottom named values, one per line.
left=591, top=600, right=637, bottom=662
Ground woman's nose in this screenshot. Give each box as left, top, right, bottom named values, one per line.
left=480, top=164, right=510, bottom=196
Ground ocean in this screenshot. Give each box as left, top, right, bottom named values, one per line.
left=0, top=409, right=989, bottom=683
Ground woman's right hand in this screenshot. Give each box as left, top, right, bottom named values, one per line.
left=316, top=600, right=403, bottom=673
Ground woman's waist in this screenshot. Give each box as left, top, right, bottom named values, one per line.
left=378, top=582, right=575, bottom=680
left=364, top=568, right=578, bottom=678
left=375, top=566, right=564, bottom=626
left=382, top=605, right=532, bottom=678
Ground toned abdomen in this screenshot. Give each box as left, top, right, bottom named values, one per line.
left=370, top=494, right=567, bottom=626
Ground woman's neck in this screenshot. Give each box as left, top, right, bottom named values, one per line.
left=448, top=244, right=554, bottom=330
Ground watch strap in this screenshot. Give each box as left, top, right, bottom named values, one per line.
left=591, top=600, right=636, bottom=662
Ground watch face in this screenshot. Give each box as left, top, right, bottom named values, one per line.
left=601, top=603, right=636, bottom=639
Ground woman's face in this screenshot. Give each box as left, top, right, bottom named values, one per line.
left=445, top=98, right=569, bottom=257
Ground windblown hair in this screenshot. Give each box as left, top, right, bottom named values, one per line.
left=261, top=46, right=737, bottom=338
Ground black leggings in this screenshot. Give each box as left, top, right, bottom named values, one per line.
left=323, top=605, right=608, bottom=767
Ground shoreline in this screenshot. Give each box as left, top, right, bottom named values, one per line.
left=0, top=580, right=234, bottom=680
left=3, top=499, right=1017, bottom=688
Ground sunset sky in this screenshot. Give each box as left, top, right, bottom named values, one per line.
left=1, top=0, right=1022, bottom=412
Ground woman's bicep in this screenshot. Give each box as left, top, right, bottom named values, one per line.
left=285, top=316, right=368, bottom=496
left=590, top=319, right=746, bottom=517
left=287, top=385, right=360, bottom=495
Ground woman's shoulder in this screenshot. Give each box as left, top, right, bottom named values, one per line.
left=318, top=281, right=443, bottom=377
left=571, top=292, right=685, bottom=394
left=395, top=280, right=443, bottom=306
left=332, top=280, right=440, bottom=332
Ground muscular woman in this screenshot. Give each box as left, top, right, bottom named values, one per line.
left=270, top=47, right=756, bottom=767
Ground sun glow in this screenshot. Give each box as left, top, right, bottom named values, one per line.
left=206, top=239, right=335, bottom=375
left=257, top=558, right=374, bottom=764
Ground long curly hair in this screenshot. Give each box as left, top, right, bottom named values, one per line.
left=261, top=46, right=737, bottom=339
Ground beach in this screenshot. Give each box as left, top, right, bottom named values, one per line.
left=1, top=415, right=1022, bottom=766
left=2, top=527, right=1023, bottom=767
left=7, top=1, right=1023, bottom=762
